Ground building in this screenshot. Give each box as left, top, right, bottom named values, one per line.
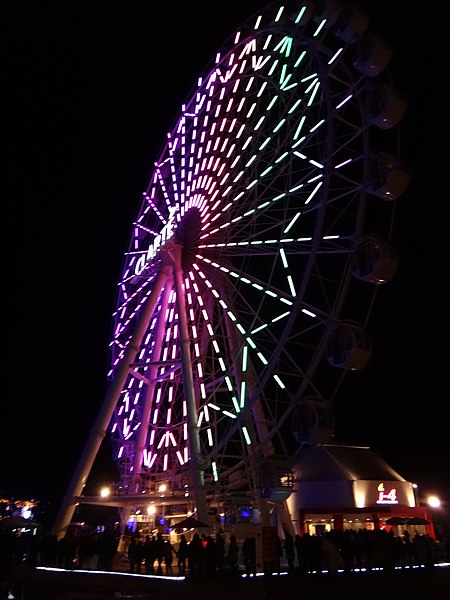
left=286, top=444, right=435, bottom=539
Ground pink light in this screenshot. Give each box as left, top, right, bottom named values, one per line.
left=217, top=163, right=226, bottom=177
left=199, top=201, right=209, bottom=216
left=239, top=59, right=248, bottom=75
left=210, top=194, right=220, bottom=210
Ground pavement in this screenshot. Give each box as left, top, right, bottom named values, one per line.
left=9, top=562, right=450, bottom=600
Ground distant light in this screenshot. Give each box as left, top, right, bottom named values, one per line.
left=428, top=495, right=441, bottom=508
left=22, top=507, right=32, bottom=520
left=100, top=487, right=111, bottom=498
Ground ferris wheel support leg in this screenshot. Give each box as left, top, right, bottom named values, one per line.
left=122, top=275, right=174, bottom=528
left=172, top=245, right=209, bottom=525
left=50, top=263, right=172, bottom=539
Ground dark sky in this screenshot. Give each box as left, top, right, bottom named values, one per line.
left=6, top=1, right=449, bottom=522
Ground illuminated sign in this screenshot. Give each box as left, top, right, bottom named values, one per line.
left=135, top=206, right=177, bottom=275
left=376, top=482, right=398, bottom=505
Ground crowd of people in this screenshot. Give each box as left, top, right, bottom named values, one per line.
left=1, top=520, right=449, bottom=588
left=125, top=530, right=234, bottom=577
left=284, top=528, right=447, bottom=574
left=121, top=527, right=447, bottom=578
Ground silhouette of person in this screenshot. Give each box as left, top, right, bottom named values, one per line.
left=163, top=539, right=174, bottom=575
left=243, top=536, right=256, bottom=575
left=215, top=530, right=225, bottom=573
left=127, top=537, right=140, bottom=573
left=283, top=531, right=295, bottom=572
left=154, top=532, right=165, bottom=575
left=143, top=534, right=156, bottom=574
left=177, top=534, right=188, bottom=574
left=227, top=534, right=240, bottom=575
left=188, top=533, right=204, bottom=576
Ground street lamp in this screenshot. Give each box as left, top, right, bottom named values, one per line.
left=100, top=487, right=111, bottom=498
left=427, top=495, right=441, bottom=509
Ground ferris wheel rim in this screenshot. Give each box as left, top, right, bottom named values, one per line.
left=108, top=0, right=404, bottom=501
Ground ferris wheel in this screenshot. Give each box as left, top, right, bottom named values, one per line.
left=52, top=0, right=411, bottom=536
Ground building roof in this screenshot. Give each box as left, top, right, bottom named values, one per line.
left=292, top=444, right=407, bottom=483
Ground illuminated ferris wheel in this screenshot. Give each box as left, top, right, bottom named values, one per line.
left=53, top=0, right=410, bottom=535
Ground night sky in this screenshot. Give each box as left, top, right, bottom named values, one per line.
left=6, top=1, right=448, bottom=524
